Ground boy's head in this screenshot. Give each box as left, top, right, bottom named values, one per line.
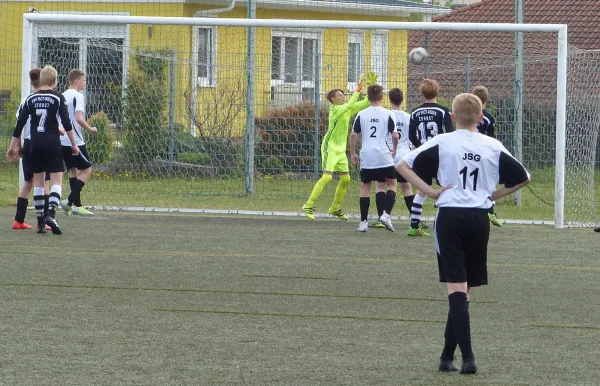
left=40, top=65, right=58, bottom=89
left=471, top=85, right=488, bottom=106
left=388, top=88, right=403, bottom=107
left=420, top=79, right=439, bottom=100
left=326, top=88, right=345, bottom=105
left=451, top=93, right=483, bottom=128
left=68, top=69, right=86, bottom=91
left=367, top=85, right=384, bottom=103
left=29, top=68, right=41, bottom=89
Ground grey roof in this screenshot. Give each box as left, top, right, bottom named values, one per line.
left=321, top=0, right=449, bottom=11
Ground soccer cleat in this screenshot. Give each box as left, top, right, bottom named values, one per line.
left=62, top=200, right=73, bottom=216
left=45, top=216, right=62, bottom=235
left=379, top=213, right=395, bottom=232
left=12, top=221, right=32, bottom=230
left=488, top=213, right=503, bottom=227
left=328, top=208, right=349, bottom=221
left=35, top=224, right=52, bottom=231
left=439, top=357, right=459, bottom=372
left=460, top=358, right=477, bottom=374
left=73, top=206, right=95, bottom=217
left=60, top=199, right=69, bottom=209
left=369, top=220, right=386, bottom=229
left=302, top=204, right=315, bottom=220
left=357, top=221, right=368, bottom=232
left=408, top=226, right=430, bottom=237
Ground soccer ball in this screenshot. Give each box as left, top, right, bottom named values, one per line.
left=409, top=47, right=429, bottom=64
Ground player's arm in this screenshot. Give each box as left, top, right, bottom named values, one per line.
left=397, top=137, right=449, bottom=199
left=349, top=115, right=361, bottom=165
left=442, top=110, right=454, bottom=133
left=8, top=101, right=29, bottom=160
left=489, top=147, right=531, bottom=201
left=408, top=115, right=420, bottom=148
left=389, top=116, right=399, bottom=159
left=74, top=94, right=97, bottom=134
left=351, top=72, right=377, bottom=115
left=58, top=95, right=80, bottom=155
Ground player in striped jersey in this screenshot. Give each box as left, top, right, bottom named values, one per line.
left=397, top=93, right=530, bottom=374
left=472, top=86, right=502, bottom=227
left=349, top=85, right=398, bottom=232
left=407, top=79, right=454, bottom=236
left=301, top=72, right=378, bottom=221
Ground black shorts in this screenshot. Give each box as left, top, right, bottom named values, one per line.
left=434, top=207, right=490, bottom=287
left=360, top=166, right=396, bottom=183
left=63, top=145, right=92, bottom=171
left=27, top=142, right=65, bottom=175
left=396, top=171, right=408, bottom=184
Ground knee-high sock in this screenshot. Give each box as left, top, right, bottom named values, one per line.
left=330, top=174, right=351, bottom=210
left=410, top=194, right=426, bottom=228
left=385, top=190, right=396, bottom=215
left=306, top=174, right=333, bottom=206
left=441, top=310, right=457, bottom=360
left=15, top=197, right=28, bottom=223
left=34, top=187, right=45, bottom=219
left=404, top=194, right=415, bottom=215
left=48, top=185, right=62, bottom=218
left=375, top=191, right=386, bottom=217
left=448, top=292, right=474, bottom=360
left=360, top=197, right=370, bottom=222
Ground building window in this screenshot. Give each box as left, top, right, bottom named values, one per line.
left=270, top=31, right=320, bottom=106
left=371, top=32, right=388, bottom=90
left=195, top=27, right=217, bottom=88
left=347, top=31, right=364, bottom=91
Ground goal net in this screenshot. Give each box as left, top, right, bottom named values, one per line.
left=18, top=14, right=599, bottom=227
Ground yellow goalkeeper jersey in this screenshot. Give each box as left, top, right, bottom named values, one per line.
left=321, top=91, right=370, bottom=154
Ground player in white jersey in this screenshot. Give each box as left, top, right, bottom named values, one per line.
left=397, top=93, right=530, bottom=374
left=60, top=69, right=97, bottom=216
left=9, top=68, right=60, bottom=231
left=349, top=85, right=398, bottom=232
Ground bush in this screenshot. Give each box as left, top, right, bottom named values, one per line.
left=85, top=111, right=116, bottom=164
left=255, top=101, right=329, bottom=174
left=177, top=152, right=212, bottom=165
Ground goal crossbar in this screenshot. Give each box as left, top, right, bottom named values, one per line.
left=20, top=14, right=569, bottom=228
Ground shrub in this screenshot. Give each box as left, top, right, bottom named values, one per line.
left=255, top=101, right=329, bottom=174
left=85, top=111, right=116, bottom=164
left=177, top=152, right=212, bottom=165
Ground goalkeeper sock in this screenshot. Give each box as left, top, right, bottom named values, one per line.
left=375, top=191, right=386, bottom=218
left=306, top=174, right=333, bottom=206
left=385, top=190, right=396, bottom=215
left=330, top=174, right=350, bottom=210
left=410, top=194, right=425, bottom=228
left=360, top=197, right=370, bottom=222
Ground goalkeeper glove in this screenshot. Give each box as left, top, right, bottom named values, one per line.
left=366, top=72, right=378, bottom=86
left=355, top=76, right=364, bottom=93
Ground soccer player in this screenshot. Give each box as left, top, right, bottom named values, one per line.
left=370, top=88, right=413, bottom=229
left=397, top=93, right=531, bottom=374
left=60, top=69, right=96, bottom=216
left=472, top=85, right=503, bottom=227
left=7, top=65, right=80, bottom=234
left=407, top=79, right=454, bottom=236
left=301, top=72, right=377, bottom=220
left=349, top=84, right=398, bottom=232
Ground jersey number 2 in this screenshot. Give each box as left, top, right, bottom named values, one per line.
left=370, top=126, right=377, bottom=138
left=36, top=109, right=47, bottom=132
left=459, top=166, right=479, bottom=191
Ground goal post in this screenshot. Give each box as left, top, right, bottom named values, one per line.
left=21, top=13, right=573, bottom=228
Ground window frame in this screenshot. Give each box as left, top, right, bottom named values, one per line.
left=347, top=30, right=365, bottom=92
left=191, top=25, right=217, bottom=88
left=370, top=30, right=389, bottom=90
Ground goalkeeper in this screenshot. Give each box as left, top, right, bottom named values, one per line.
left=302, top=72, right=378, bottom=220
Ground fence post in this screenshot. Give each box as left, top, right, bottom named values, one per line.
left=424, top=30, right=430, bottom=79
left=465, top=55, right=471, bottom=93
left=244, top=0, right=256, bottom=195
left=168, top=50, right=175, bottom=171
left=313, top=40, right=322, bottom=180
left=514, top=0, right=524, bottom=206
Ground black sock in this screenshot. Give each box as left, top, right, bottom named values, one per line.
left=404, top=194, right=415, bottom=214
left=488, top=204, right=495, bottom=215
left=385, top=190, right=396, bottom=215
left=68, top=177, right=77, bottom=206
left=441, top=310, right=457, bottom=360
left=73, top=179, right=85, bottom=207
left=375, top=192, right=385, bottom=218
left=44, top=195, right=50, bottom=219
left=448, top=292, right=474, bottom=360
left=15, top=197, right=28, bottom=223
left=360, top=197, right=370, bottom=222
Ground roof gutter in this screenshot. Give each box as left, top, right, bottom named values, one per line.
left=194, top=0, right=236, bottom=17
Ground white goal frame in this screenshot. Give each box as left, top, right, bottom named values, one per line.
left=21, top=14, right=568, bottom=228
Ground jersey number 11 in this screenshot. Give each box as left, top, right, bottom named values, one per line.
left=459, top=166, right=479, bottom=191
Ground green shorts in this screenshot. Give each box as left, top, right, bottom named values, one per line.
left=322, top=151, right=349, bottom=173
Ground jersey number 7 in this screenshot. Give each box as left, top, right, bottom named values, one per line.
left=36, top=109, right=47, bottom=132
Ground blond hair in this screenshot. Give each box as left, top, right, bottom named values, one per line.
left=471, top=85, right=489, bottom=105
left=419, top=79, right=439, bottom=100
left=68, top=69, right=86, bottom=85
left=452, top=93, right=482, bottom=127
left=40, top=65, right=58, bottom=87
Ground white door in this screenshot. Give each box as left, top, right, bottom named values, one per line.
left=371, top=32, right=388, bottom=90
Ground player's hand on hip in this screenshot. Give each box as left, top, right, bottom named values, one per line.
left=351, top=153, right=359, bottom=165
left=89, top=126, right=98, bottom=135
left=431, top=185, right=452, bottom=199
left=58, top=126, right=66, bottom=136
left=71, top=145, right=80, bottom=156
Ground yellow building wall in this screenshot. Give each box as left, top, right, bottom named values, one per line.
left=0, top=2, right=409, bottom=136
